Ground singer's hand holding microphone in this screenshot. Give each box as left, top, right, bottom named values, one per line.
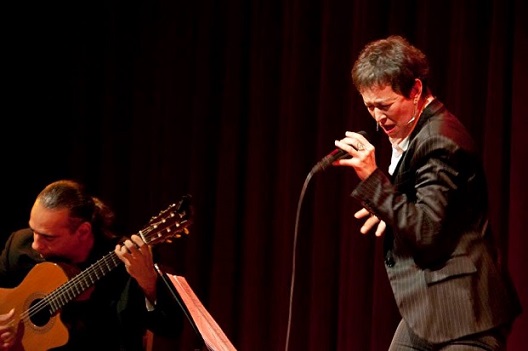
left=313, top=130, right=377, bottom=181
left=312, top=130, right=385, bottom=237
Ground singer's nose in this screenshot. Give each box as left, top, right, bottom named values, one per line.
left=373, top=109, right=385, bottom=123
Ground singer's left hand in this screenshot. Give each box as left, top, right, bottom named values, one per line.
left=354, top=208, right=386, bottom=237
left=333, top=131, right=377, bottom=180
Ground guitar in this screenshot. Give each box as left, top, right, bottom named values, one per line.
left=0, top=195, right=193, bottom=351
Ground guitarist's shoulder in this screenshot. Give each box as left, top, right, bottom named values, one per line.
left=8, top=228, right=33, bottom=247
left=5, top=228, right=44, bottom=265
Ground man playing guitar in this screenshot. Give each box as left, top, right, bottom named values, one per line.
left=0, top=180, right=186, bottom=351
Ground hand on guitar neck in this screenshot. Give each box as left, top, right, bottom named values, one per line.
left=115, top=234, right=159, bottom=304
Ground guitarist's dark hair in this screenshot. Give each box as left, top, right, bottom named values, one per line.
left=36, top=179, right=118, bottom=240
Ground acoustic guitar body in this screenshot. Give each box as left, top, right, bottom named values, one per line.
left=0, top=262, right=70, bottom=351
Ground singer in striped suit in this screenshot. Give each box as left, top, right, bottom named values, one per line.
left=333, top=35, right=521, bottom=350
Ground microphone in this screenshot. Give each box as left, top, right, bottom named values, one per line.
left=311, top=130, right=368, bottom=174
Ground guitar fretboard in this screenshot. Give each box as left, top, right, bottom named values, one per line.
left=47, top=251, right=121, bottom=312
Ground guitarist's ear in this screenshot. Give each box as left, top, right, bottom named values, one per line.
left=76, top=222, right=92, bottom=238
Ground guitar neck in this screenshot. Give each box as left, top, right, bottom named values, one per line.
left=46, top=251, right=122, bottom=313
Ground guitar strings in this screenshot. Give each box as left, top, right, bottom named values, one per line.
left=21, top=252, right=122, bottom=320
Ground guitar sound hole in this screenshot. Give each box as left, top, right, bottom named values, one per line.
left=29, top=298, right=52, bottom=327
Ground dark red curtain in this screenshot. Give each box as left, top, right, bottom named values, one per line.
left=2, top=0, right=526, bottom=350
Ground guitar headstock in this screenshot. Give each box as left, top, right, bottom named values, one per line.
left=140, top=195, right=193, bottom=246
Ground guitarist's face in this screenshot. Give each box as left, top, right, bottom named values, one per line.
left=28, top=200, right=91, bottom=263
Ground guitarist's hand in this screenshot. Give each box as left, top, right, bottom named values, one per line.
left=115, top=235, right=158, bottom=305
left=0, top=308, right=15, bottom=350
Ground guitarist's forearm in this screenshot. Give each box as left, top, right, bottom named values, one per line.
left=136, top=269, right=159, bottom=304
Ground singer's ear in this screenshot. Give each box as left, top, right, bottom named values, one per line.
left=412, top=79, right=422, bottom=103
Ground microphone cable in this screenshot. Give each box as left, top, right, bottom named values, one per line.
left=284, top=169, right=315, bottom=351
left=284, top=131, right=367, bottom=351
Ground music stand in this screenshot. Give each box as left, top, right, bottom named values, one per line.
left=155, top=264, right=236, bottom=351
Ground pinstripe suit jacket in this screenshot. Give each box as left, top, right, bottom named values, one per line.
left=351, top=99, right=521, bottom=343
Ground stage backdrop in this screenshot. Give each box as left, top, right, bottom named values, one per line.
left=2, top=0, right=526, bottom=350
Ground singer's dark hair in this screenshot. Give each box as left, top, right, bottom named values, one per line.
left=351, top=35, right=430, bottom=99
